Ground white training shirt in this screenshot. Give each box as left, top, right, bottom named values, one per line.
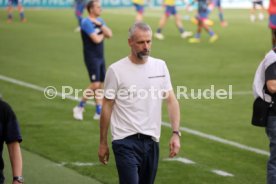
left=253, top=49, right=276, bottom=102
left=104, top=56, right=173, bottom=142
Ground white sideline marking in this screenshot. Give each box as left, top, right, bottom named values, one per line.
left=0, top=74, right=269, bottom=156
left=232, top=91, right=252, bottom=95
left=164, top=157, right=234, bottom=177
left=163, top=157, right=195, bottom=164
left=211, top=170, right=234, bottom=177
left=58, top=162, right=98, bottom=167
left=0, top=75, right=95, bottom=105
left=162, top=122, right=269, bottom=156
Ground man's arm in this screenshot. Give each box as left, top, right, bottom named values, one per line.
left=7, top=141, right=23, bottom=184
left=89, top=33, right=104, bottom=44
left=98, top=97, right=114, bottom=165
left=265, top=62, right=276, bottom=94
left=89, top=25, right=112, bottom=43
left=101, top=25, right=112, bottom=38
left=90, top=19, right=112, bottom=39
left=165, top=90, right=181, bottom=158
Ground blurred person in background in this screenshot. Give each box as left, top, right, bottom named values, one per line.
left=189, top=0, right=218, bottom=43
left=7, top=0, right=26, bottom=23
left=73, top=0, right=112, bottom=121
left=250, top=0, right=266, bottom=22
left=154, top=0, right=193, bottom=40
left=208, top=0, right=228, bottom=27
left=133, top=0, right=148, bottom=22
left=269, top=0, right=276, bottom=47
left=74, top=0, right=87, bottom=32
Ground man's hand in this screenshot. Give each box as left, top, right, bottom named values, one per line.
left=13, top=181, right=23, bottom=184
left=98, top=143, right=109, bottom=164
left=169, top=134, right=181, bottom=158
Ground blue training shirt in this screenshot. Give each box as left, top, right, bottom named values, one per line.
left=198, top=0, right=208, bottom=14
left=80, top=17, right=106, bottom=60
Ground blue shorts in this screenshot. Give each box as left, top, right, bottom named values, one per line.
left=84, top=57, right=106, bottom=82
left=8, top=0, right=22, bottom=6
left=198, top=11, right=208, bottom=20
left=133, top=3, right=144, bottom=14
left=269, top=14, right=276, bottom=29
left=253, top=1, right=263, bottom=8
left=165, top=5, right=177, bottom=16
left=213, top=0, right=221, bottom=7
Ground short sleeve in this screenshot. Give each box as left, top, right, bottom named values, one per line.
left=0, top=100, right=22, bottom=144
left=163, top=63, right=173, bottom=91
left=104, top=68, right=118, bottom=100
left=265, top=62, right=276, bottom=81
left=97, top=18, right=106, bottom=27
left=81, top=19, right=95, bottom=36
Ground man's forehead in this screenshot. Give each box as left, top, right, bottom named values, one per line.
left=133, top=30, right=152, bottom=38
left=134, top=29, right=151, bottom=34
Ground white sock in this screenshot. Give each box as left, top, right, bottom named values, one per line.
left=250, top=14, right=256, bottom=22
left=259, top=13, right=264, bottom=21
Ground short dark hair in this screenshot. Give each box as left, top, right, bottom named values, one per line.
left=86, top=0, right=98, bottom=13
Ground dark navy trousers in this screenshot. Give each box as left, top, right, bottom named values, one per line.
left=112, top=134, right=159, bottom=184
left=0, top=170, right=4, bottom=184
left=266, top=116, right=276, bottom=184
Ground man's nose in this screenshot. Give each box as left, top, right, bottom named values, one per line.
left=143, top=42, right=149, bottom=49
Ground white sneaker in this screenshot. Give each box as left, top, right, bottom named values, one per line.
left=259, top=13, right=264, bottom=21
left=181, top=31, right=193, bottom=39
left=154, top=33, right=164, bottom=40
left=73, top=106, right=84, bottom=120
left=93, top=113, right=100, bottom=120
left=250, top=15, right=256, bottom=22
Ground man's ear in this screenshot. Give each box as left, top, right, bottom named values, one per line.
left=128, top=38, right=132, bottom=47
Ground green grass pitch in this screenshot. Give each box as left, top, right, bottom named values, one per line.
left=0, top=7, right=271, bottom=184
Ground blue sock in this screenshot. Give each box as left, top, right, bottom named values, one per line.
left=219, top=13, right=224, bottom=22
left=209, top=31, right=214, bottom=37
left=179, top=27, right=184, bottom=34
left=78, top=101, right=86, bottom=108
left=8, top=14, right=12, bottom=19
left=20, top=12, right=24, bottom=20
left=157, top=28, right=162, bottom=33
left=96, top=105, right=102, bottom=114
left=195, top=33, right=200, bottom=39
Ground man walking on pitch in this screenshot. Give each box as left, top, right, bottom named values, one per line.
left=98, top=22, right=181, bottom=184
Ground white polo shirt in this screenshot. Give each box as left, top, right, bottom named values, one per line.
left=104, top=56, right=173, bottom=142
